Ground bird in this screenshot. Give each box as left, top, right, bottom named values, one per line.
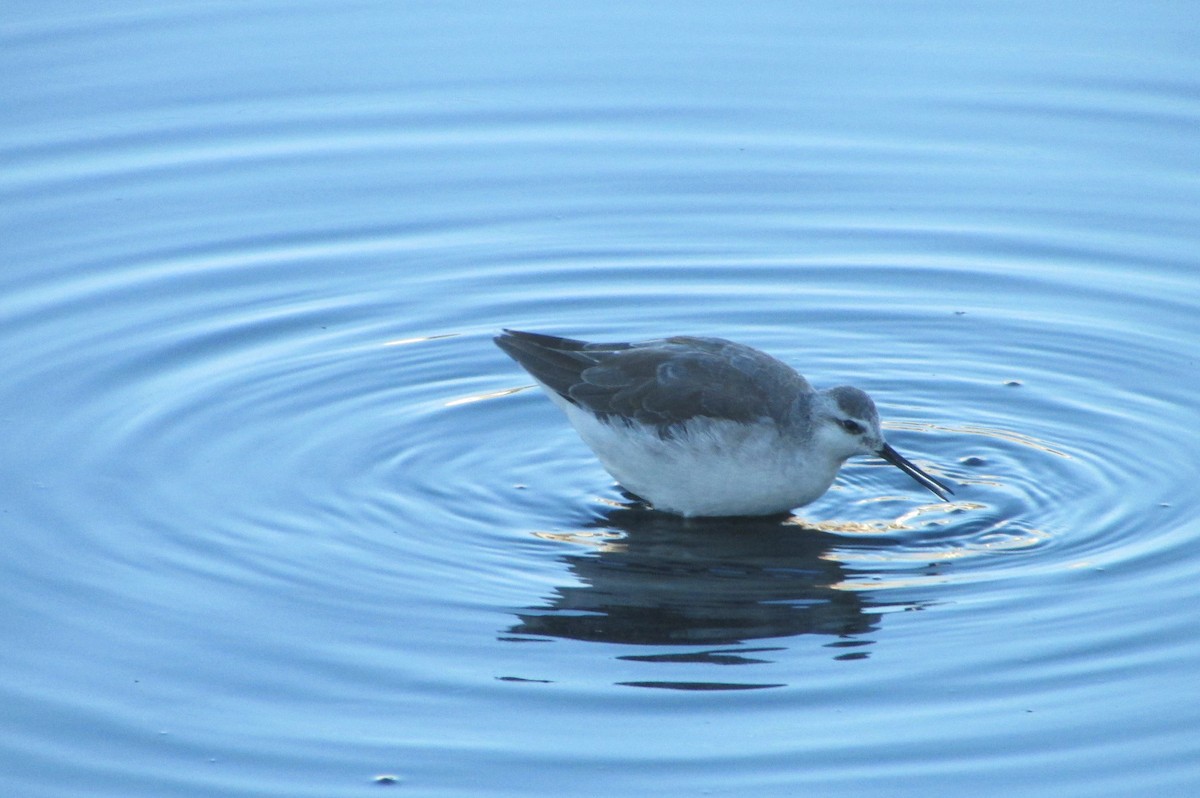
left=494, top=329, right=953, bottom=518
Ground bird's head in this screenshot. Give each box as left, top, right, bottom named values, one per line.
left=814, top=386, right=953, bottom=501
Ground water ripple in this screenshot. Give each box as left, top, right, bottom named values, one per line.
left=4, top=2, right=1199, bottom=794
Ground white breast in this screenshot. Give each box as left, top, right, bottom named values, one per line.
left=558, top=400, right=840, bottom=517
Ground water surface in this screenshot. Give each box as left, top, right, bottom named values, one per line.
left=3, top=2, right=1199, bottom=796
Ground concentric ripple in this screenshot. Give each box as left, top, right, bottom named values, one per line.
left=3, top=2, right=1199, bottom=795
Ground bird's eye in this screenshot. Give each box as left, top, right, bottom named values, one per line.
left=838, top=419, right=864, bottom=435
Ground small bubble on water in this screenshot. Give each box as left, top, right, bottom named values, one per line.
left=960, top=455, right=987, bottom=467
left=373, top=774, right=401, bottom=786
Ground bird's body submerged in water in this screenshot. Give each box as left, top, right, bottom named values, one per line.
left=494, top=329, right=953, bottom=517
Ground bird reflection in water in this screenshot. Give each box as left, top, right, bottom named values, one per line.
left=503, top=503, right=931, bottom=689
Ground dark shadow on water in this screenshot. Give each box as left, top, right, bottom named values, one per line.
left=503, top=504, right=930, bottom=688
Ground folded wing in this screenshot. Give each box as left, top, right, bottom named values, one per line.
left=495, top=329, right=810, bottom=430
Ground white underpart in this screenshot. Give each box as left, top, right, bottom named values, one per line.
left=549, top=392, right=845, bottom=517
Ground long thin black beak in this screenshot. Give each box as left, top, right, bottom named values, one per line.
left=878, top=442, right=954, bottom=501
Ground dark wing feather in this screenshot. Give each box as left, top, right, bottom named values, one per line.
left=495, top=330, right=810, bottom=430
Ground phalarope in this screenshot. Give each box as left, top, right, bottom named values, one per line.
left=495, top=329, right=953, bottom=517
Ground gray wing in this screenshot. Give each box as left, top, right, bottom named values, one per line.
left=494, top=329, right=810, bottom=429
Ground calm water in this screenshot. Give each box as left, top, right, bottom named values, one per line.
left=4, top=2, right=1200, bottom=796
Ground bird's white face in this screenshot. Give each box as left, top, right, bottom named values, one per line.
left=810, top=409, right=884, bottom=463
left=810, top=387, right=884, bottom=461
left=824, top=412, right=885, bottom=457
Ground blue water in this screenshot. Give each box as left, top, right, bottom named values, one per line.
left=4, top=2, right=1200, bottom=796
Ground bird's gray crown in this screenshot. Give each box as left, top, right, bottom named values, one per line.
left=824, top=385, right=879, bottom=424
